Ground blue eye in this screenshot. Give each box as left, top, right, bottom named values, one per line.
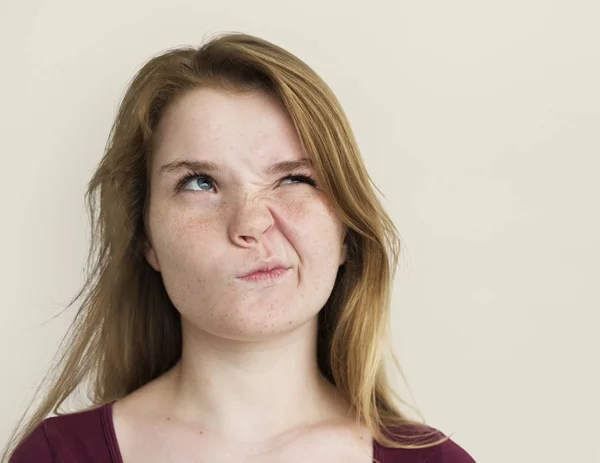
left=175, top=172, right=316, bottom=193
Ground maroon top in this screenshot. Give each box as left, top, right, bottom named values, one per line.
left=9, top=400, right=475, bottom=462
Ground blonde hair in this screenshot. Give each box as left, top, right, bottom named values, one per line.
left=2, top=31, right=450, bottom=462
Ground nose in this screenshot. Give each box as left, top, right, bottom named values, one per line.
left=228, top=194, right=276, bottom=246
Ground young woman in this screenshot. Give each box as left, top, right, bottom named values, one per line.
left=3, top=32, right=475, bottom=463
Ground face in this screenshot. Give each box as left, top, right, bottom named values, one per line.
left=144, top=87, right=347, bottom=340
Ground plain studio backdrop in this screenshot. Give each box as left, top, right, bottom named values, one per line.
left=1, top=1, right=599, bottom=462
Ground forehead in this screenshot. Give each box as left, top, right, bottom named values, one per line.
left=152, top=87, right=302, bottom=160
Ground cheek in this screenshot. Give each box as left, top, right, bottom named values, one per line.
left=149, top=207, right=214, bottom=273
left=281, top=202, right=344, bottom=286
left=285, top=200, right=343, bottom=247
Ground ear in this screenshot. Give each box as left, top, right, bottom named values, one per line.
left=339, top=230, right=348, bottom=266
left=144, top=241, right=161, bottom=272
left=339, top=241, right=348, bottom=266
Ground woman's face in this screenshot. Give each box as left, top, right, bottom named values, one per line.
left=145, top=87, right=347, bottom=340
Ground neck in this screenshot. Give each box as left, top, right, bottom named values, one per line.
left=161, top=314, right=355, bottom=444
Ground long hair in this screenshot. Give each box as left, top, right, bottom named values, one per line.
left=2, top=31, right=450, bottom=462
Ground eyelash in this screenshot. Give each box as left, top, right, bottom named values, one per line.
left=174, top=171, right=317, bottom=193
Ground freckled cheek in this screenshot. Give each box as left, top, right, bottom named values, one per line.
left=287, top=205, right=339, bottom=242
left=150, top=212, right=212, bottom=265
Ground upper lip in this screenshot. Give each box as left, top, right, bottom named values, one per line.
left=237, top=258, right=290, bottom=278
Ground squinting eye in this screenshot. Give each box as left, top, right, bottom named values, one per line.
left=281, top=174, right=316, bottom=187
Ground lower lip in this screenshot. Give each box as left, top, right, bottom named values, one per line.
left=238, top=267, right=289, bottom=283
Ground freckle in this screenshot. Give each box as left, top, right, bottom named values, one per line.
left=199, top=431, right=204, bottom=435
left=289, top=321, right=292, bottom=324
left=166, top=417, right=171, bottom=420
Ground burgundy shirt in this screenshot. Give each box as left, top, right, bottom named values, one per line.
left=9, top=400, right=475, bottom=462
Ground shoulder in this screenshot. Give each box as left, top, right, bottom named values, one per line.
left=9, top=402, right=114, bottom=463
left=374, top=424, right=475, bottom=463
left=8, top=421, right=54, bottom=462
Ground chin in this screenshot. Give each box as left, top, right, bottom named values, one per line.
left=200, top=311, right=317, bottom=341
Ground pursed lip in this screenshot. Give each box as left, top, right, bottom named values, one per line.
left=237, top=258, right=290, bottom=278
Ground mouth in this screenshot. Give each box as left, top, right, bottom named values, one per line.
left=237, top=267, right=289, bottom=283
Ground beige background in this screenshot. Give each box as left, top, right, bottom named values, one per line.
left=1, top=1, right=599, bottom=462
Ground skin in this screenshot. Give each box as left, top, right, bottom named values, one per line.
left=111, top=87, right=372, bottom=461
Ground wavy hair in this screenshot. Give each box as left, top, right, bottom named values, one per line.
left=2, top=31, right=450, bottom=462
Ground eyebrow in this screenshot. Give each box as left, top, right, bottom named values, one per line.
left=158, top=158, right=313, bottom=177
